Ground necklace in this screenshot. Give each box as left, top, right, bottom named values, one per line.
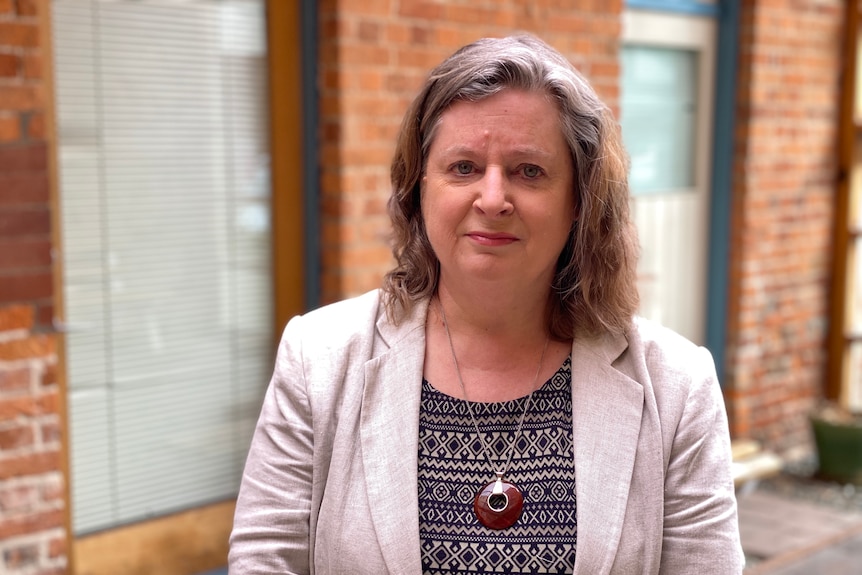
left=437, top=301, right=549, bottom=530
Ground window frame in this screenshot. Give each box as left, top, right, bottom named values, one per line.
left=827, top=0, right=862, bottom=407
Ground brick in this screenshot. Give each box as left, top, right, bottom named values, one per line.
left=0, top=397, right=39, bottom=419
left=0, top=53, right=18, bottom=77
left=0, top=452, right=60, bottom=480
left=0, top=23, right=39, bottom=48
left=20, top=53, right=40, bottom=79
left=34, top=302, right=52, bottom=329
left=0, top=334, right=54, bottom=360
left=40, top=472, right=63, bottom=501
left=0, top=508, right=64, bottom=539
left=0, top=238, right=51, bottom=270
left=40, top=419, right=60, bottom=445
left=0, top=143, right=47, bottom=172
left=15, top=0, right=38, bottom=17
left=0, top=173, right=50, bottom=206
left=0, top=482, right=40, bottom=513
left=36, top=391, right=57, bottom=414
left=0, top=207, right=51, bottom=238
left=0, top=365, right=31, bottom=393
left=39, top=361, right=54, bottom=386
left=0, top=304, right=34, bottom=331
left=24, top=111, right=43, bottom=139
left=0, top=84, right=42, bottom=111
left=357, top=20, right=381, bottom=42
left=358, top=0, right=393, bottom=16
left=440, top=3, right=504, bottom=25
left=0, top=0, right=12, bottom=14
left=397, top=2, right=444, bottom=20
left=0, top=272, right=53, bottom=303
left=48, top=535, right=66, bottom=558
left=0, top=113, right=20, bottom=142
left=0, top=424, right=35, bottom=450
left=337, top=43, right=390, bottom=66
left=3, top=543, right=39, bottom=570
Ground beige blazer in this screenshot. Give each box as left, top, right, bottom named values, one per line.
left=229, top=290, right=744, bottom=574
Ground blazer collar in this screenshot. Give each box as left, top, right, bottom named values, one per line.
left=375, top=296, right=430, bottom=350
left=362, top=301, right=644, bottom=575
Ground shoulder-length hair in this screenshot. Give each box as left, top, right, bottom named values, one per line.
left=382, top=34, right=639, bottom=339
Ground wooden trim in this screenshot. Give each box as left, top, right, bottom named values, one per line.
left=37, top=0, right=76, bottom=569
left=827, top=0, right=860, bottom=402
left=267, top=0, right=306, bottom=335
left=73, top=500, right=235, bottom=575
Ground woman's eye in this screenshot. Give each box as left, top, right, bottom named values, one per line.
left=522, top=165, right=542, bottom=178
left=454, top=162, right=473, bottom=175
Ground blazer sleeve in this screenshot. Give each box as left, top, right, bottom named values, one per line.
left=659, top=345, right=745, bottom=574
left=229, top=315, right=313, bottom=575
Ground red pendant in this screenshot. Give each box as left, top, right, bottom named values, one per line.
left=473, top=474, right=524, bottom=530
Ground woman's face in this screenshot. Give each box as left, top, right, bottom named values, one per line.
left=421, top=88, right=575, bottom=292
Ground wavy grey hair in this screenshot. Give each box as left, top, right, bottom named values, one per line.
left=382, top=34, right=639, bottom=338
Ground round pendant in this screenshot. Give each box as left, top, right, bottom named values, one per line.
left=473, top=476, right=524, bottom=530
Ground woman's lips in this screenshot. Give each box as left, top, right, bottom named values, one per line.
left=466, top=231, right=518, bottom=246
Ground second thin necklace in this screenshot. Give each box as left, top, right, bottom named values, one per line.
left=437, top=300, right=549, bottom=530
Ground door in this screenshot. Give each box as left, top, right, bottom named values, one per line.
left=621, top=9, right=717, bottom=344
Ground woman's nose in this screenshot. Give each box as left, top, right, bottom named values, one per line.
left=474, top=167, right=514, bottom=216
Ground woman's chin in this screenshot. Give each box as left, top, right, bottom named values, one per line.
left=443, top=260, right=543, bottom=287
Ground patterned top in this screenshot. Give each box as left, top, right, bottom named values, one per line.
left=418, top=356, right=577, bottom=574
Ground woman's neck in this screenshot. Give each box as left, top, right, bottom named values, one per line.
left=435, top=281, right=551, bottom=344
left=427, top=284, right=571, bottom=403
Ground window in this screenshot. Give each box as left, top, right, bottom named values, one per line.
left=53, top=0, right=273, bottom=534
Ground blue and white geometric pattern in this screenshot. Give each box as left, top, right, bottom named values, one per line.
left=418, top=356, right=576, bottom=574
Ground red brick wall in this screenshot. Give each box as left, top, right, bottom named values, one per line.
left=724, top=0, right=844, bottom=455
left=0, top=0, right=67, bottom=573
left=316, top=0, right=623, bottom=303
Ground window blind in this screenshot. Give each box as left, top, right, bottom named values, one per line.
left=52, top=0, right=273, bottom=534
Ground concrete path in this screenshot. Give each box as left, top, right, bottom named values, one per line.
left=739, top=489, right=862, bottom=574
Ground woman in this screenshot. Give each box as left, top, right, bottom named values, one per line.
left=229, top=34, right=744, bottom=574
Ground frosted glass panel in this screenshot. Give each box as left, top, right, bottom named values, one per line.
left=621, top=46, right=698, bottom=195
left=633, top=193, right=703, bottom=342
left=54, top=0, right=273, bottom=535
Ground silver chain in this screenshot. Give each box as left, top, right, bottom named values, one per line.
left=436, top=300, right=549, bottom=478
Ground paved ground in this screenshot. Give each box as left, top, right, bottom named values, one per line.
left=739, top=489, right=862, bottom=574
left=763, top=531, right=862, bottom=575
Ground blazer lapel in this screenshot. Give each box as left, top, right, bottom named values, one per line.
left=359, top=301, right=428, bottom=574
left=571, top=332, right=644, bottom=575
